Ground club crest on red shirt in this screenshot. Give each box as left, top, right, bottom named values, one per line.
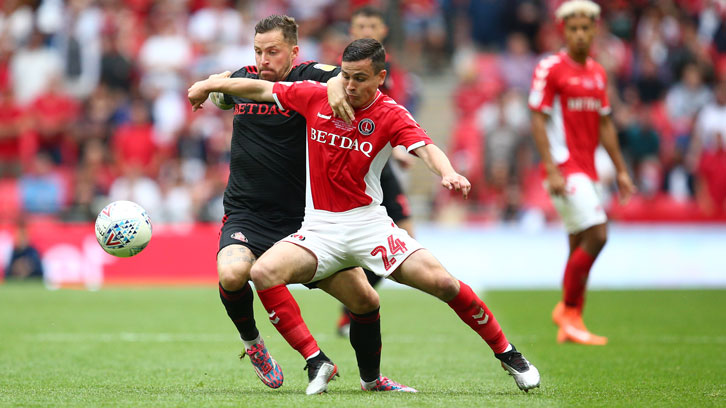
left=358, top=118, right=375, bottom=136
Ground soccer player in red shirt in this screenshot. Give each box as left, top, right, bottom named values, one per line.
left=529, top=1, right=636, bottom=346
left=190, top=38, right=540, bottom=395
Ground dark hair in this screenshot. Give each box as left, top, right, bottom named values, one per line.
left=255, top=15, right=298, bottom=45
left=351, top=6, right=384, bottom=22
left=342, top=38, right=386, bottom=73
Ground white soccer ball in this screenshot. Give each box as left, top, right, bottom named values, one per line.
left=95, top=200, right=152, bottom=257
left=210, top=91, right=234, bottom=110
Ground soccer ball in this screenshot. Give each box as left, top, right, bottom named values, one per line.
left=95, top=200, right=152, bottom=257
left=210, top=91, right=234, bottom=110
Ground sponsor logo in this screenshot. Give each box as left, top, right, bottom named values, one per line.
left=309, top=128, right=374, bottom=157
left=234, top=103, right=290, bottom=117
left=230, top=232, right=248, bottom=242
left=567, top=97, right=601, bottom=112
left=268, top=311, right=280, bottom=324
left=289, top=233, right=306, bottom=241
left=317, top=112, right=331, bottom=120
left=358, top=118, right=375, bottom=136
left=313, top=63, right=337, bottom=72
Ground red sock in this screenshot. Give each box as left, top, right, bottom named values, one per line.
left=447, top=281, right=509, bottom=354
left=256, top=284, right=319, bottom=359
left=563, top=247, right=596, bottom=312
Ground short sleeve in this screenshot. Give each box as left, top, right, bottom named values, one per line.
left=528, top=56, right=559, bottom=114
left=271, top=80, right=327, bottom=115
left=388, top=106, right=433, bottom=152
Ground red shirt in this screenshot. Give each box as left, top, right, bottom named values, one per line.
left=272, top=80, right=432, bottom=213
left=528, top=51, right=610, bottom=180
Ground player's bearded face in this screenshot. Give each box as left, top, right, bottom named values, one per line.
left=341, top=59, right=386, bottom=109
left=254, top=30, right=299, bottom=82
left=564, top=15, right=595, bottom=56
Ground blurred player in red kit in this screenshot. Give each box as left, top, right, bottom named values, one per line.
left=529, top=0, right=636, bottom=345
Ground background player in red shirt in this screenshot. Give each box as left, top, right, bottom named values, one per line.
left=189, top=38, right=540, bottom=395
left=529, top=1, right=636, bottom=346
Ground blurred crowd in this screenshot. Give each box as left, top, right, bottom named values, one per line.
left=0, top=0, right=724, bottom=226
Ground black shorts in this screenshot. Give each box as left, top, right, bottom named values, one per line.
left=218, top=210, right=302, bottom=258
left=380, top=161, right=411, bottom=223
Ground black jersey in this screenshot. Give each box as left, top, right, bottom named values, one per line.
left=221, top=61, right=341, bottom=218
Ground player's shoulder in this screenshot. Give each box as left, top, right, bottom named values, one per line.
left=289, top=60, right=339, bottom=79
left=231, top=65, right=259, bottom=79
left=378, top=94, right=418, bottom=124
left=535, top=52, right=565, bottom=71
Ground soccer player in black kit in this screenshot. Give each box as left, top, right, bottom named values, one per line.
left=204, top=15, right=413, bottom=392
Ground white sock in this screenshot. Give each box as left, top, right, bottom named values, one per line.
left=305, top=350, right=321, bottom=360
left=361, top=377, right=379, bottom=389
left=503, top=343, right=513, bottom=353
left=242, top=334, right=262, bottom=351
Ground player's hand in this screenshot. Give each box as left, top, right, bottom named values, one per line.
left=441, top=172, right=471, bottom=199
left=546, top=170, right=566, bottom=196
left=616, top=170, right=637, bottom=204
left=327, top=76, right=355, bottom=124
left=188, top=80, right=211, bottom=112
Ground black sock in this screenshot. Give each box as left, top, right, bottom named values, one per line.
left=349, top=307, right=381, bottom=382
left=218, top=282, right=259, bottom=341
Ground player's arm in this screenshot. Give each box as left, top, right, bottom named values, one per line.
left=531, top=110, right=566, bottom=196
left=188, top=74, right=274, bottom=111
left=412, top=144, right=471, bottom=199
left=599, top=114, right=636, bottom=203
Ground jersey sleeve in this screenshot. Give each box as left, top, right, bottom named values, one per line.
left=388, top=105, right=433, bottom=152
left=291, top=61, right=342, bottom=82
left=271, top=80, right=327, bottom=116
left=528, top=56, right=559, bottom=114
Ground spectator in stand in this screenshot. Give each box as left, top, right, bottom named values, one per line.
left=112, top=97, right=159, bottom=176
left=0, top=86, right=25, bottom=177
left=665, top=62, right=712, bottom=136
left=18, top=152, right=66, bottom=215
left=5, top=217, right=43, bottom=280
left=28, top=74, right=80, bottom=165
left=108, top=162, right=163, bottom=220
left=10, top=27, right=63, bottom=106
left=690, top=80, right=726, bottom=215
left=499, top=32, right=538, bottom=93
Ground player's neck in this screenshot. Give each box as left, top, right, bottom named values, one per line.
left=566, top=49, right=588, bottom=65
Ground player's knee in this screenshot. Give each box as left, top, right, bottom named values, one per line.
left=249, top=261, right=280, bottom=290
left=217, top=263, right=251, bottom=291
left=432, top=272, right=460, bottom=301
left=348, top=289, right=380, bottom=314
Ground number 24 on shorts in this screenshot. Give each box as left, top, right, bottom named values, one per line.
left=370, top=235, right=408, bottom=271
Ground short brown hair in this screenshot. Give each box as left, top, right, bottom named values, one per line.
left=342, top=38, right=386, bottom=73
left=255, top=15, right=298, bottom=45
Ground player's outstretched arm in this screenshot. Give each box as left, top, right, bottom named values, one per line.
left=412, top=144, right=471, bottom=199
left=188, top=75, right=275, bottom=111
left=599, top=114, right=636, bottom=203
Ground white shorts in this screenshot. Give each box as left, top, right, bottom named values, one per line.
left=546, top=173, right=607, bottom=234
left=280, top=205, right=423, bottom=283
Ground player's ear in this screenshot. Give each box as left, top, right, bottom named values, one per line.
left=377, top=69, right=387, bottom=86
left=291, top=44, right=299, bottom=60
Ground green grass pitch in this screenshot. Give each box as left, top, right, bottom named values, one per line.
left=1, top=283, right=724, bottom=407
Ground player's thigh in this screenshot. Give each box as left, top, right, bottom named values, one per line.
left=317, top=267, right=379, bottom=314
left=549, top=173, right=607, bottom=234
left=217, top=244, right=256, bottom=290
left=390, top=249, right=460, bottom=302
left=250, top=242, right=317, bottom=288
